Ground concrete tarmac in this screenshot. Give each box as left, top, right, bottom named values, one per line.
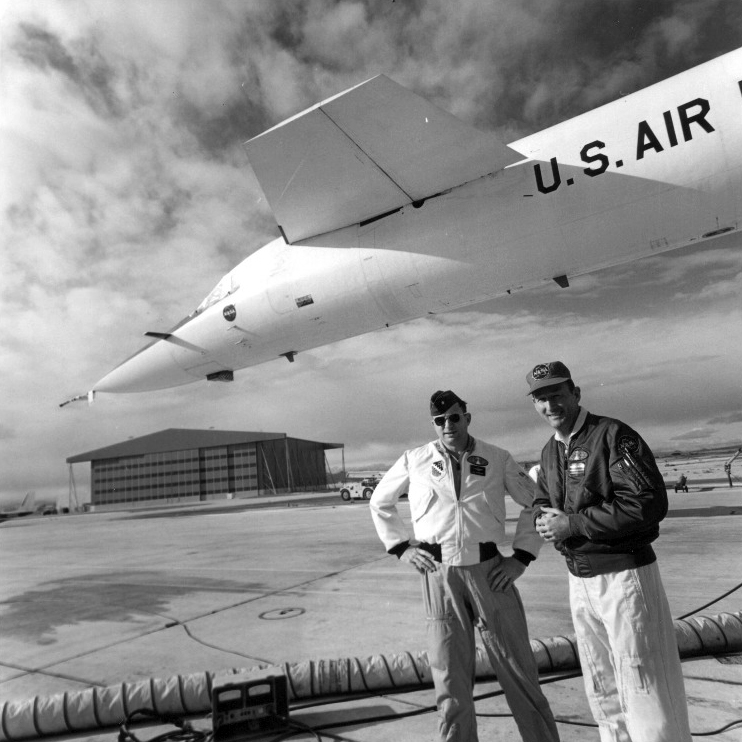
left=1, top=487, right=741, bottom=741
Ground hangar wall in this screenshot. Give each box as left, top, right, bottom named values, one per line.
left=67, top=429, right=342, bottom=510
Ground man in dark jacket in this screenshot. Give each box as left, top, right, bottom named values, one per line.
left=526, top=361, right=691, bottom=742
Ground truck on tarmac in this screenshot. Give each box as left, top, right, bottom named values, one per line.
left=339, top=476, right=379, bottom=501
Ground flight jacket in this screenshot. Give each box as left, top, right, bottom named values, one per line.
left=534, top=411, right=668, bottom=577
left=370, top=437, right=543, bottom=566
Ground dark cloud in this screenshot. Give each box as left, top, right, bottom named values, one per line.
left=13, top=22, right=124, bottom=118
left=177, top=95, right=269, bottom=158
left=468, top=0, right=742, bottom=133
left=268, top=3, right=308, bottom=54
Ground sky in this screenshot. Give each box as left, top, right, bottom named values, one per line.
left=2, top=0, right=742, bottom=507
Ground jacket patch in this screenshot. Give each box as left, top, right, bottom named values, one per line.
left=470, top=465, right=486, bottom=477
left=618, top=435, right=639, bottom=454
left=468, top=455, right=489, bottom=467
left=431, top=460, right=445, bottom=479
left=568, top=447, right=589, bottom=477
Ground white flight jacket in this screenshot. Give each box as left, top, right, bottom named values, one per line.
left=370, top=438, right=543, bottom=566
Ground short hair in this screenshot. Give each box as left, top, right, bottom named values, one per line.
left=532, top=379, right=576, bottom=398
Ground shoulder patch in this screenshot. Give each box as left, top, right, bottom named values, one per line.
left=618, top=435, right=639, bottom=454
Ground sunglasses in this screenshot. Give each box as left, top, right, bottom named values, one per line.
left=432, top=413, right=464, bottom=426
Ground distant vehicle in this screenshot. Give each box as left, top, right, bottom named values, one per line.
left=0, top=492, right=36, bottom=522
left=339, top=477, right=379, bottom=501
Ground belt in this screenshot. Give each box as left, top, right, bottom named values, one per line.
left=418, top=541, right=499, bottom=564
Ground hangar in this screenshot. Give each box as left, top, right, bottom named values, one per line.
left=66, top=428, right=343, bottom=510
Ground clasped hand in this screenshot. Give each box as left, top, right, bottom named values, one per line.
left=535, top=506, right=570, bottom=542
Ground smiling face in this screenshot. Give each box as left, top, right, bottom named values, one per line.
left=532, top=382, right=581, bottom=437
left=432, top=402, right=471, bottom=453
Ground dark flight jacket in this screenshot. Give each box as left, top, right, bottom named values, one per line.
left=534, top=412, right=668, bottom=578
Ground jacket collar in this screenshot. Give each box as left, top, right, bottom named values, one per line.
left=555, top=407, right=588, bottom=446
left=434, top=434, right=475, bottom=459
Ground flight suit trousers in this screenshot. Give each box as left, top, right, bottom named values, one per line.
left=422, top=556, right=560, bottom=742
left=568, top=561, right=692, bottom=742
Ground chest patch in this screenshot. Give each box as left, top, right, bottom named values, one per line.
left=431, top=460, right=445, bottom=479
left=468, top=455, right=489, bottom=467
left=568, top=447, right=589, bottom=478
left=470, top=465, right=486, bottom=477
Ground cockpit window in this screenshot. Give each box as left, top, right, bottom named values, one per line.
left=193, top=272, right=240, bottom=315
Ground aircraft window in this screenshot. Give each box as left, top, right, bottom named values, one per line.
left=193, top=273, right=240, bottom=315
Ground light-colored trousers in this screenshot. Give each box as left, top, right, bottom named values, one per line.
left=422, top=556, right=560, bottom=742
left=568, top=561, right=692, bottom=742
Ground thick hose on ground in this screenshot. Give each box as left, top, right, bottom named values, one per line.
left=1, top=610, right=740, bottom=741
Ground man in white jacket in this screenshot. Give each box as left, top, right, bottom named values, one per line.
left=370, top=390, right=559, bottom=742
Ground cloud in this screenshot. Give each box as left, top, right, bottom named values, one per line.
left=707, top=411, right=742, bottom=425
left=670, top=429, right=715, bottom=441
left=1, top=0, right=742, bottom=504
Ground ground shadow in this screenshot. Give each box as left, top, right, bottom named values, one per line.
left=0, top=570, right=267, bottom=642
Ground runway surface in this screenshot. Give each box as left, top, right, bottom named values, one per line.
left=1, top=484, right=741, bottom=741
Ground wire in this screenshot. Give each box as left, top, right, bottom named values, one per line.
left=283, top=663, right=742, bottom=738
left=117, top=709, right=213, bottom=742
left=118, top=580, right=742, bottom=741
left=267, top=717, right=362, bottom=741
left=691, top=719, right=742, bottom=737
left=676, top=580, right=742, bottom=620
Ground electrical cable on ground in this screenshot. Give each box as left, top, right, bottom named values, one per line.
left=1, top=588, right=740, bottom=740
left=677, top=580, right=742, bottom=620
left=108, top=561, right=742, bottom=741
left=274, top=583, right=742, bottom=739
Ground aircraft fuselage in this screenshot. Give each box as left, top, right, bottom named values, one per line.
left=91, top=48, right=742, bottom=395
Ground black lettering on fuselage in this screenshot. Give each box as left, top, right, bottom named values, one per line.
left=663, top=111, right=678, bottom=147
left=581, top=140, right=609, bottom=176
left=534, top=95, right=716, bottom=195
left=636, top=121, right=664, bottom=160
left=677, top=98, right=714, bottom=141
left=534, top=158, right=561, bottom=194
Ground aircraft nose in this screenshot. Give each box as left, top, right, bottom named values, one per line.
left=93, top=339, right=203, bottom=393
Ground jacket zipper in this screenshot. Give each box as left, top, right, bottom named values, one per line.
left=454, top=454, right=463, bottom=550
left=561, top=441, right=568, bottom=511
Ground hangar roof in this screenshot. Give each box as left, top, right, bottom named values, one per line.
left=67, top=428, right=343, bottom=463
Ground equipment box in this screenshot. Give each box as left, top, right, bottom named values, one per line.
left=212, top=671, right=289, bottom=740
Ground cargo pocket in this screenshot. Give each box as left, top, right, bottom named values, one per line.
left=421, top=571, right=453, bottom=672
left=620, top=655, right=650, bottom=696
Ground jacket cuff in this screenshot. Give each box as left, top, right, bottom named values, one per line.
left=513, top=549, right=535, bottom=566
left=568, top=514, right=583, bottom=538
left=388, top=541, right=410, bottom=558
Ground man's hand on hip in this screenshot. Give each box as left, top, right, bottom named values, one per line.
left=400, top=546, right=438, bottom=574
left=487, top=556, right=526, bottom=591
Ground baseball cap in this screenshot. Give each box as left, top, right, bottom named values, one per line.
left=525, top=362, right=572, bottom=395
